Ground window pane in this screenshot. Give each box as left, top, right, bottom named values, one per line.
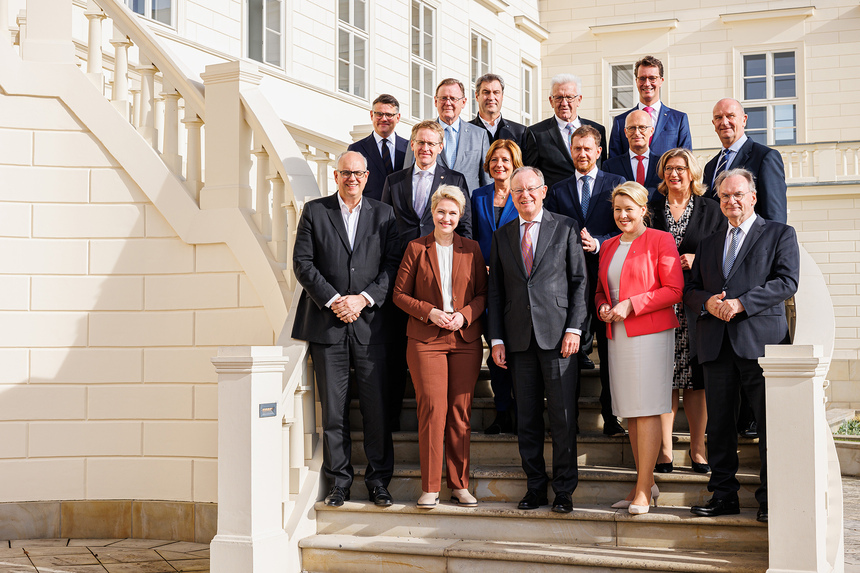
left=774, top=128, right=796, bottom=145
left=747, top=130, right=767, bottom=146
left=339, top=61, right=350, bottom=93
left=774, top=76, right=796, bottom=98
left=266, top=0, right=281, bottom=33
left=338, top=0, right=349, bottom=23
left=128, top=0, right=144, bottom=15
left=412, top=62, right=421, bottom=117
left=265, top=30, right=280, bottom=66
left=424, top=67, right=434, bottom=118
left=339, top=29, right=350, bottom=61
left=746, top=106, right=767, bottom=131
left=744, top=54, right=766, bottom=77
left=424, top=32, right=433, bottom=62
left=355, top=0, right=366, bottom=30
left=612, top=65, right=633, bottom=86
left=152, top=0, right=171, bottom=24
left=354, top=37, right=366, bottom=96
left=248, top=0, right=263, bottom=62
left=744, top=77, right=766, bottom=100
left=773, top=52, right=795, bottom=75
left=774, top=104, right=796, bottom=129
left=612, top=87, right=634, bottom=109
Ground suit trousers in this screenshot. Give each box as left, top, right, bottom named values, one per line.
left=510, top=332, right=580, bottom=494
left=407, top=330, right=482, bottom=492
left=577, top=253, right=615, bottom=421
left=385, top=305, right=410, bottom=429
left=310, top=334, right=394, bottom=491
left=702, top=332, right=768, bottom=505
left=485, top=332, right=515, bottom=412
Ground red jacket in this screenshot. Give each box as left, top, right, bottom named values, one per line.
left=595, top=228, right=684, bottom=339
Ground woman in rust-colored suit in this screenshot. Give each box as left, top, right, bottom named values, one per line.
left=394, top=185, right=487, bottom=509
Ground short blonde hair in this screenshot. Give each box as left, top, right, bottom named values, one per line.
left=411, top=120, right=444, bottom=143
left=656, top=148, right=706, bottom=197
left=611, top=181, right=651, bottom=223
left=430, top=185, right=466, bottom=214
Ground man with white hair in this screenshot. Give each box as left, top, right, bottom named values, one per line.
left=523, top=74, right=607, bottom=190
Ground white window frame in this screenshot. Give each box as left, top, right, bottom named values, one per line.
left=410, top=0, right=436, bottom=120
left=248, top=0, right=283, bottom=68
left=520, top=60, right=536, bottom=126
left=126, top=0, right=174, bottom=27
left=470, top=29, right=492, bottom=117
left=337, top=0, right=369, bottom=99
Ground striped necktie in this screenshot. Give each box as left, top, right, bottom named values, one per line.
left=723, top=226, right=741, bottom=278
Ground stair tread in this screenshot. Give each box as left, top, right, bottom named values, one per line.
left=351, top=430, right=759, bottom=445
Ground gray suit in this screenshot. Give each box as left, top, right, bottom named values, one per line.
left=404, top=119, right=490, bottom=194
left=487, top=210, right=588, bottom=494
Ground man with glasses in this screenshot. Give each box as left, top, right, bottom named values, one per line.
left=404, top=79, right=489, bottom=195
left=292, top=150, right=400, bottom=508
left=603, top=110, right=662, bottom=197
left=684, top=168, right=799, bottom=524
left=469, top=73, right=526, bottom=149
left=523, top=74, right=607, bottom=190
left=348, top=94, right=408, bottom=201
left=608, top=55, right=692, bottom=160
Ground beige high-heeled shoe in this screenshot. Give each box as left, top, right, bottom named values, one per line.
left=417, top=491, right=439, bottom=508
left=612, top=484, right=659, bottom=510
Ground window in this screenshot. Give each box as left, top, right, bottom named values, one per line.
left=470, top=31, right=491, bottom=116
left=410, top=0, right=435, bottom=119
left=741, top=51, right=797, bottom=145
left=338, top=0, right=368, bottom=98
left=521, top=62, right=535, bottom=126
left=610, top=63, right=635, bottom=115
left=248, top=0, right=282, bottom=67
left=126, top=0, right=172, bottom=26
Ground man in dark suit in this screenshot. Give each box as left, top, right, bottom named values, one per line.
left=545, top=125, right=626, bottom=436
left=469, top=73, right=526, bottom=149
left=488, top=166, right=589, bottom=514
left=523, top=74, right=607, bottom=190
left=291, top=150, right=400, bottom=508
left=702, top=98, right=787, bottom=224
left=684, top=168, right=799, bottom=524
left=381, top=120, right=471, bottom=430
left=608, top=55, right=692, bottom=160
left=347, top=94, right=408, bottom=201
left=602, top=110, right=662, bottom=198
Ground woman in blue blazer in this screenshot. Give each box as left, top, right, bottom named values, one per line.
left=471, top=139, right=522, bottom=434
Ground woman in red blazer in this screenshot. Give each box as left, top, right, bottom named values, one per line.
left=596, top=181, right=683, bottom=515
left=394, top=185, right=488, bottom=509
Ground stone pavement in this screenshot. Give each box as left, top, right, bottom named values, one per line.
left=845, top=476, right=860, bottom=572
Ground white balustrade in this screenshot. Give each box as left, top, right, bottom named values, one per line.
left=160, top=82, right=182, bottom=174
left=136, top=63, right=157, bottom=147
left=253, top=144, right=273, bottom=237
left=182, top=112, right=203, bottom=200
left=84, top=0, right=106, bottom=90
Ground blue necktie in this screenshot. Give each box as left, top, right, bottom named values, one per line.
left=444, top=125, right=456, bottom=167
left=723, top=226, right=741, bottom=278
left=580, top=175, right=591, bottom=218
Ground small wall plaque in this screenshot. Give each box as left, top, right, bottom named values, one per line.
left=259, top=403, right=277, bottom=418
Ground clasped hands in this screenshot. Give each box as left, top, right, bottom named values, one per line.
left=428, top=308, right=465, bottom=331
left=331, top=295, right=368, bottom=323
left=706, top=291, right=744, bottom=322
left=492, top=332, right=580, bottom=370
left=598, top=299, right=633, bottom=323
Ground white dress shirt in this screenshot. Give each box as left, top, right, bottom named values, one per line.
left=479, top=114, right=500, bottom=137
left=373, top=131, right=395, bottom=158
left=436, top=242, right=454, bottom=313
left=638, top=100, right=662, bottom=128
left=555, top=114, right=582, bottom=141
left=723, top=212, right=758, bottom=264
left=628, top=149, right=650, bottom=182
left=324, top=194, right=375, bottom=309
left=575, top=166, right=602, bottom=253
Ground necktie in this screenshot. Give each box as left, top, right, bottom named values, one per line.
left=381, top=138, right=393, bottom=175
left=521, top=221, right=535, bottom=275
left=643, top=106, right=655, bottom=144
left=635, top=156, right=645, bottom=185
left=566, top=123, right=575, bottom=157
left=580, top=175, right=591, bottom=218
left=723, top=226, right=741, bottom=278
left=444, top=125, right=456, bottom=167
left=414, top=170, right=431, bottom=218
left=714, top=148, right=730, bottom=185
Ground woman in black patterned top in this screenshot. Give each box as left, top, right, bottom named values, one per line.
left=648, top=148, right=723, bottom=474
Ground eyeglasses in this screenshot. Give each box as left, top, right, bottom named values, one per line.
left=337, top=170, right=368, bottom=179
left=511, top=184, right=545, bottom=195
left=718, top=191, right=751, bottom=202
left=636, top=75, right=661, bottom=83
left=372, top=111, right=398, bottom=119
left=552, top=95, right=581, bottom=103
left=413, top=140, right=442, bottom=148
left=436, top=96, right=465, bottom=103
left=625, top=125, right=652, bottom=133
left=664, top=166, right=688, bottom=174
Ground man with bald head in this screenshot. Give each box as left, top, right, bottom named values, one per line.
left=702, top=98, right=787, bottom=224
left=602, top=110, right=662, bottom=197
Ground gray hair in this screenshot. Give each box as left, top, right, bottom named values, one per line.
left=475, top=73, right=505, bottom=94
left=335, top=150, right=368, bottom=171
left=511, top=166, right=545, bottom=188
left=550, top=73, right=582, bottom=95
left=715, top=167, right=757, bottom=195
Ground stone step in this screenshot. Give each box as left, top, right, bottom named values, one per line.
left=301, top=534, right=768, bottom=572
left=350, top=464, right=762, bottom=509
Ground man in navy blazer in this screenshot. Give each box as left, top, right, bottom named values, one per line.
left=608, top=56, right=692, bottom=160
left=684, top=168, right=799, bottom=524
left=523, top=74, right=607, bottom=190
left=702, top=98, right=787, bottom=224
left=404, top=78, right=490, bottom=195
left=347, top=94, right=408, bottom=201
left=602, top=110, right=662, bottom=198
left=469, top=73, right=527, bottom=149
left=545, top=125, right=626, bottom=436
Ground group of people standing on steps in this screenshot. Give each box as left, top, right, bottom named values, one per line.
left=291, top=55, right=799, bottom=524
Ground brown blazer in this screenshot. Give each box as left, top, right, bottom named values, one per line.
left=394, top=233, right=488, bottom=343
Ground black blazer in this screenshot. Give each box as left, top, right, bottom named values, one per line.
left=702, top=138, right=787, bottom=223
left=347, top=133, right=408, bottom=201
left=683, top=216, right=799, bottom=362
left=381, top=164, right=472, bottom=252
left=469, top=114, right=527, bottom=149
left=602, top=152, right=662, bottom=198
left=488, top=210, right=588, bottom=352
left=545, top=170, right=626, bottom=247
left=523, top=116, right=608, bottom=190
left=291, top=194, right=401, bottom=345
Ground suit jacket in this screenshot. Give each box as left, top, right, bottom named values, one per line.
left=609, top=105, right=692, bottom=159
left=545, top=170, right=626, bottom=247
left=702, top=138, right=788, bottom=223
left=469, top=114, right=527, bottom=149
left=381, top=164, right=472, bottom=252
left=471, top=182, right=519, bottom=263
left=683, top=216, right=799, bottom=362
left=393, top=233, right=487, bottom=343
left=404, top=119, right=490, bottom=194
left=488, top=210, right=588, bottom=352
left=291, top=194, right=400, bottom=345
left=347, top=133, right=408, bottom=201
left=602, top=152, right=662, bottom=198
left=595, top=228, right=684, bottom=339
left=523, top=116, right=607, bottom=190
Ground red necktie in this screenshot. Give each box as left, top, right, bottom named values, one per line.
left=635, top=155, right=645, bottom=185
left=521, top=221, right=535, bottom=275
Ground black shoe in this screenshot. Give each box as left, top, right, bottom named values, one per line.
left=324, top=486, right=350, bottom=507
left=517, top=489, right=548, bottom=510
left=485, top=411, right=513, bottom=435
left=551, top=492, right=573, bottom=513
left=368, top=486, right=393, bottom=507
left=741, top=421, right=758, bottom=439
left=691, top=461, right=711, bottom=474
left=579, top=356, right=595, bottom=369
left=690, top=497, right=740, bottom=517
left=756, top=502, right=768, bottom=523
left=655, top=460, right=674, bottom=473
left=602, top=418, right=625, bottom=436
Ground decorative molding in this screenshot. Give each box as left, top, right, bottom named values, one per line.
left=474, top=0, right=508, bottom=15
left=514, top=15, right=549, bottom=42
left=720, top=6, right=815, bottom=24
left=589, top=18, right=679, bottom=35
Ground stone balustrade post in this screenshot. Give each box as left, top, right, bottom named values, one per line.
left=110, top=31, right=132, bottom=119
left=210, top=346, right=290, bottom=573
left=22, top=0, right=74, bottom=63
left=252, top=144, right=272, bottom=237
left=136, top=63, right=158, bottom=148
left=84, top=1, right=106, bottom=91
left=268, top=173, right=287, bottom=263
left=182, top=113, right=203, bottom=201
left=14, top=10, right=24, bottom=50
left=161, top=80, right=182, bottom=174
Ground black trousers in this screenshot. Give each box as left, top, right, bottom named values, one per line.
left=577, top=253, right=614, bottom=421
left=509, top=333, right=579, bottom=494
left=310, top=334, right=393, bottom=490
left=702, top=333, right=768, bottom=505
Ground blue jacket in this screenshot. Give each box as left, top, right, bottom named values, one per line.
left=471, top=182, right=518, bottom=263
left=609, top=105, right=692, bottom=160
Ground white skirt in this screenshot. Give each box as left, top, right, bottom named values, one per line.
left=607, top=322, right=674, bottom=418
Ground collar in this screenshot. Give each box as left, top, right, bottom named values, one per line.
left=337, top=192, right=363, bottom=213
left=729, top=212, right=758, bottom=235
left=413, top=162, right=437, bottom=177
left=555, top=115, right=580, bottom=130
left=724, top=134, right=748, bottom=154
left=519, top=209, right=544, bottom=226
left=638, top=100, right=662, bottom=115
left=479, top=114, right=502, bottom=128
left=628, top=148, right=650, bottom=160
left=373, top=131, right=394, bottom=147
left=576, top=166, right=599, bottom=181
left=438, top=117, right=461, bottom=132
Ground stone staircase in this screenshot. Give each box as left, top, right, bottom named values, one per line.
left=299, top=362, right=769, bottom=572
